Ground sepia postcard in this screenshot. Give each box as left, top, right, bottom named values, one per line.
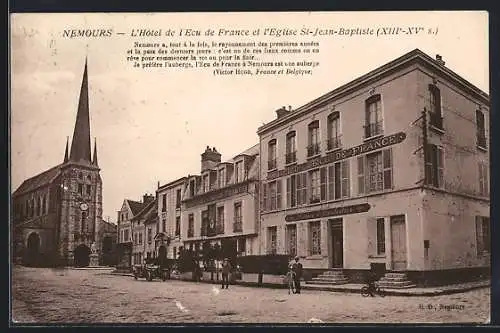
left=10, top=11, right=490, bottom=325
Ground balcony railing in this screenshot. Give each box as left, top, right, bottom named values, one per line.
left=307, top=143, right=321, bottom=157
left=268, top=159, right=277, bottom=170
left=327, top=135, right=342, bottom=151
left=363, top=121, right=383, bottom=139
left=429, top=112, right=443, bottom=130
left=477, top=135, right=487, bottom=149
left=285, top=151, right=297, bottom=164
left=309, top=195, right=321, bottom=204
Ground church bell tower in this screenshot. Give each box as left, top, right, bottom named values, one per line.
left=58, top=59, right=103, bottom=267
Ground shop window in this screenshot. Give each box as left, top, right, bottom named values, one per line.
left=309, top=221, right=321, bottom=255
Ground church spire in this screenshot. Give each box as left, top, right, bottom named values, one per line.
left=63, top=136, right=69, bottom=163
left=69, top=58, right=92, bottom=163
left=92, top=137, right=99, bottom=166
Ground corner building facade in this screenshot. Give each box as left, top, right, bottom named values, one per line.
left=257, top=49, right=489, bottom=286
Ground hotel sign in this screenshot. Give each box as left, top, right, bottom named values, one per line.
left=285, top=203, right=370, bottom=222
left=183, top=180, right=252, bottom=208
left=268, top=132, right=406, bottom=180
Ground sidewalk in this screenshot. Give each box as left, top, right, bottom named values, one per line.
left=108, top=270, right=490, bottom=296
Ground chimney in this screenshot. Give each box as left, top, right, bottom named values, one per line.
left=201, top=146, right=221, bottom=172
left=143, top=193, right=155, bottom=205
left=276, top=106, right=290, bottom=119
left=435, top=54, right=445, bottom=66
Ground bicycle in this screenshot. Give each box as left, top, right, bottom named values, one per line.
left=361, top=284, right=385, bottom=297
left=286, top=270, right=297, bottom=295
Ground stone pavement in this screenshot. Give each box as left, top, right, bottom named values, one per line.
left=109, top=269, right=490, bottom=296
left=12, top=266, right=491, bottom=324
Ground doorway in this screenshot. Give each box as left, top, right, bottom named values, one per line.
left=74, top=244, right=91, bottom=267
left=390, top=215, right=407, bottom=271
left=329, top=219, right=343, bottom=268
left=25, top=232, right=41, bottom=266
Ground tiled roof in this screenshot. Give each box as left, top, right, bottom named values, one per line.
left=13, top=164, right=62, bottom=196
left=126, top=200, right=144, bottom=216
left=131, top=198, right=157, bottom=221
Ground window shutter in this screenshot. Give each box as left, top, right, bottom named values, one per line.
left=366, top=217, right=377, bottom=256
left=341, top=160, right=350, bottom=198
left=296, top=173, right=302, bottom=205
left=475, top=216, right=484, bottom=255
left=357, top=156, right=365, bottom=194
left=437, top=146, right=444, bottom=188
left=276, top=179, right=282, bottom=210
left=478, top=162, right=484, bottom=195
left=327, top=165, right=334, bottom=200
left=286, top=177, right=291, bottom=208
left=262, top=183, right=268, bottom=212
left=320, top=167, right=327, bottom=201
left=303, top=172, right=309, bottom=204
left=383, top=148, right=393, bottom=190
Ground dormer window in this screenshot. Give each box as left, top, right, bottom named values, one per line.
left=218, top=168, right=226, bottom=188
left=189, top=179, right=195, bottom=197
left=203, top=174, right=209, bottom=193
left=268, top=139, right=277, bottom=170
left=235, top=160, right=244, bottom=183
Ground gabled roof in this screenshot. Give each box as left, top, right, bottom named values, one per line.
left=131, top=198, right=157, bottom=221
left=13, top=164, right=62, bottom=197
left=126, top=200, right=144, bottom=216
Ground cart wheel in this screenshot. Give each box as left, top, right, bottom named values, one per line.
left=361, top=286, right=370, bottom=297
left=146, top=271, right=153, bottom=281
left=377, top=287, right=385, bottom=297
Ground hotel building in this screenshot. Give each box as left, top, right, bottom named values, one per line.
left=180, top=146, right=260, bottom=260
left=257, top=49, right=489, bottom=286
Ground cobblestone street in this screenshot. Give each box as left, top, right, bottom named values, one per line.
left=12, top=266, right=490, bottom=324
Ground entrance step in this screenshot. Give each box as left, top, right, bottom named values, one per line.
left=306, top=269, right=349, bottom=285
left=377, top=272, right=416, bottom=289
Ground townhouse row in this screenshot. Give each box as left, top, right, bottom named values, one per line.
left=116, top=49, right=490, bottom=286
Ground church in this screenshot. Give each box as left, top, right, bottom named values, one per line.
left=12, top=60, right=114, bottom=267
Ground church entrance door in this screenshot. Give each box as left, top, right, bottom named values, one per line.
left=74, top=244, right=91, bottom=267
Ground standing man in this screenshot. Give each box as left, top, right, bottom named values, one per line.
left=291, top=256, right=303, bottom=294
left=221, top=258, right=232, bottom=289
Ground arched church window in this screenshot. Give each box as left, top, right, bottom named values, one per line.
left=87, top=175, right=92, bottom=182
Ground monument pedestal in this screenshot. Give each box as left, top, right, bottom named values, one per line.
left=89, top=253, right=99, bottom=267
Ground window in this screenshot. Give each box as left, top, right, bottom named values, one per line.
left=87, top=175, right=92, bottom=182
left=161, top=194, right=166, bottom=212
left=479, top=162, right=489, bottom=196
left=237, top=238, right=246, bottom=253
left=286, top=224, right=297, bottom=257
left=476, top=110, right=487, bottom=149
left=138, top=232, right=143, bottom=245
left=267, top=180, right=282, bottom=211
left=203, top=174, right=209, bottom=193
left=376, top=218, right=385, bottom=255
left=475, top=216, right=490, bottom=255
left=218, top=168, right=226, bottom=188
left=296, top=172, right=308, bottom=206
left=173, top=246, right=177, bottom=259
left=147, top=228, right=152, bottom=243
left=235, top=161, right=244, bottom=183
left=328, top=161, right=351, bottom=199
left=428, top=84, right=443, bottom=130
left=81, top=212, right=87, bottom=234
left=176, top=189, right=181, bottom=208
left=124, top=229, right=129, bottom=242
left=364, top=95, right=383, bottom=138
left=78, top=184, right=84, bottom=195
left=358, top=149, right=392, bottom=194
left=425, top=144, right=444, bottom=188
left=216, top=206, right=224, bottom=234
left=86, top=184, right=91, bottom=195
left=268, top=139, right=277, bottom=170
left=309, top=221, right=321, bottom=255
left=188, top=214, right=194, bottom=237
left=234, top=202, right=242, bottom=232
left=307, top=120, right=320, bottom=157
left=162, top=217, right=166, bottom=233
left=189, top=180, right=195, bottom=197
left=327, top=112, right=342, bottom=150
left=42, top=195, right=48, bottom=214
left=37, top=197, right=41, bottom=216
left=175, top=216, right=180, bottom=237
left=286, top=131, right=297, bottom=164
left=268, top=226, right=277, bottom=254
left=309, top=169, right=321, bottom=203
left=286, top=175, right=297, bottom=208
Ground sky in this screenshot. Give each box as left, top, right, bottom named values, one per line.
left=10, top=11, right=489, bottom=223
